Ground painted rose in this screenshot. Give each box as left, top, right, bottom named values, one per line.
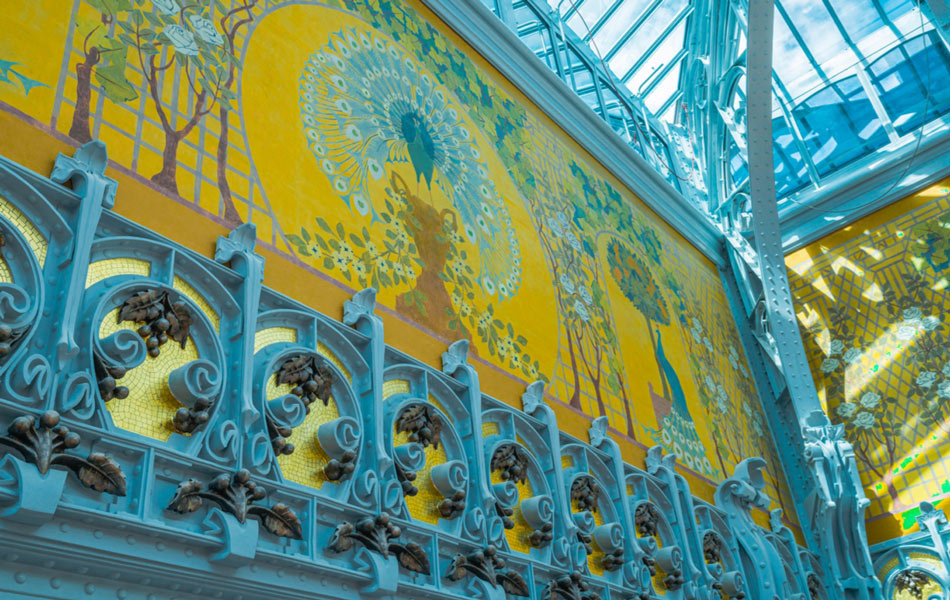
left=938, top=380, right=950, bottom=399
left=922, top=315, right=940, bottom=331
left=942, top=363, right=950, bottom=378
left=691, top=327, right=702, bottom=344
left=547, top=217, right=563, bottom=238
left=153, top=0, right=180, bottom=15
left=918, top=371, right=938, bottom=388
left=189, top=15, right=224, bottom=46
left=854, top=412, right=876, bottom=429
left=820, top=358, right=840, bottom=373
left=574, top=299, right=590, bottom=322
left=579, top=285, right=593, bottom=306
left=903, top=306, right=923, bottom=322
left=566, top=230, right=582, bottom=251
left=703, top=336, right=714, bottom=353
left=896, top=325, right=918, bottom=341
left=558, top=274, right=575, bottom=294
left=164, top=25, right=199, bottom=56
left=836, top=402, right=857, bottom=417
left=828, top=339, right=845, bottom=356
left=843, top=347, right=862, bottom=364
left=859, top=392, right=880, bottom=409
left=704, top=375, right=715, bottom=390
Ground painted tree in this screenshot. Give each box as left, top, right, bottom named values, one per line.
left=606, top=238, right=672, bottom=400
left=71, top=0, right=247, bottom=213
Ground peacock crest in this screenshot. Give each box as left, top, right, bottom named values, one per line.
left=298, top=27, right=522, bottom=299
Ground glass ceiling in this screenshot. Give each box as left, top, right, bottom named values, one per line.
left=481, top=0, right=950, bottom=216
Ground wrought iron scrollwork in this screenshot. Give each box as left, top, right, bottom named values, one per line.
left=166, top=468, right=302, bottom=539
left=328, top=512, right=430, bottom=575
left=0, top=410, right=127, bottom=495
left=446, top=544, right=529, bottom=597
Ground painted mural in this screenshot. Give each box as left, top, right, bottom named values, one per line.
left=787, top=179, right=950, bottom=543
left=0, top=0, right=794, bottom=521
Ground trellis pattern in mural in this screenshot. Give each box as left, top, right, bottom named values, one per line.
left=788, top=182, right=950, bottom=536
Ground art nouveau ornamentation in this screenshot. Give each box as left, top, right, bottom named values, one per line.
left=0, top=143, right=825, bottom=598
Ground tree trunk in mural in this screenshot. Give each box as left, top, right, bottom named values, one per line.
left=618, top=371, right=636, bottom=439
left=393, top=174, right=471, bottom=343
left=565, top=321, right=583, bottom=409
left=69, top=48, right=99, bottom=144
left=152, top=132, right=182, bottom=193
left=216, top=106, right=242, bottom=226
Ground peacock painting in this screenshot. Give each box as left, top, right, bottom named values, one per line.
left=298, top=27, right=521, bottom=299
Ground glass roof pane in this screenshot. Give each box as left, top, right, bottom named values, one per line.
left=643, top=59, right=684, bottom=113
left=868, top=30, right=950, bottom=135
left=607, top=0, right=688, bottom=79
left=589, top=0, right=654, bottom=49
left=791, top=74, right=890, bottom=176
left=625, top=19, right=687, bottom=94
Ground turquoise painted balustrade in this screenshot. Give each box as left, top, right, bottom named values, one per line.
left=0, top=141, right=827, bottom=599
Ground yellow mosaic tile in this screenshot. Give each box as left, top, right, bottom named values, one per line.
left=173, top=276, right=219, bottom=333
left=428, top=394, right=448, bottom=416
left=562, top=455, right=574, bottom=469
left=85, top=258, right=150, bottom=288
left=482, top=422, right=500, bottom=437
left=383, top=379, right=410, bottom=400
left=395, top=426, right=448, bottom=525
left=273, top=371, right=338, bottom=490
left=0, top=196, right=47, bottom=268
left=317, top=341, right=351, bottom=381
left=253, top=327, right=297, bottom=354
left=491, top=466, right=534, bottom=554
left=0, top=256, right=11, bottom=284
left=100, top=308, right=198, bottom=441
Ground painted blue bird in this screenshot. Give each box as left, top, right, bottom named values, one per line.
left=298, top=27, right=522, bottom=299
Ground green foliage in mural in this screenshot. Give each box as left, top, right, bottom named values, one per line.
left=803, top=265, right=947, bottom=510
left=909, top=219, right=950, bottom=272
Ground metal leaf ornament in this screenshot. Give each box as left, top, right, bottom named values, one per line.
left=276, top=355, right=334, bottom=408
left=0, top=410, right=127, bottom=495
left=166, top=468, right=303, bottom=539
left=328, top=512, right=430, bottom=575
left=446, top=545, right=529, bottom=597
left=396, top=404, right=442, bottom=449
left=118, top=289, right=192, bottom=356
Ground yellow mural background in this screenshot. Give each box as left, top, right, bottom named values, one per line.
left=788, top=178, right=950, bottom=544
left=0, top=0, right=795, bottom=526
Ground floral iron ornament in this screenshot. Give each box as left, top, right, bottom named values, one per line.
left=269, top=355, right=335, bottom=457
left=445, top=544, right=529, bottom=597
left=118, top=289, right=192, bottom=357
left=328, top=512, right=430, bottom=575
left=0, top=411, right=127, bottom=495
left=545, top=572, right=602, bottom=600
left=167, top=469, right=302, bottom=539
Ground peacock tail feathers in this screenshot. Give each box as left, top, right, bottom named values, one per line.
left=298, top=27, right=522, bottom=299
left=645, top=407, right=716, bottom=477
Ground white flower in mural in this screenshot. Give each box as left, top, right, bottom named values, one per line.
left=903, top=306, right=923, bottom=322
left=547, top=217, right=563, bottom=238
left=189, top=15, right=224, bottom=46
left=557, top=211, right=570, bottom=229
left=703, top=457, right=712, bottom=474
left=716, top=384, right=727, bottom=403
left=828, top=339, right=845, bottom=356
left=683, top=454, right=694, bottom=470
left=837, top=402, right=857, bottom=417
left=843, top=347, right=862, bottom=364
left=918, top=371, right=938, bottom=388
left=579, top=285, right=593, bottom=306
left=566, top=230, right=582, bottom=251
left=896, top=325, right=918, bottom=341
left=752, top=419, right=764, bottom=437
left=164, top=25, right=199, bottom=56
left=854, top=412, right=876, bottom=429
left=558, top=274, right=575, bottom=295
left=938, top=380, right=950, bottom=399
left=739, top=364, right=748, bottom=378
left=942, top=363, right=950, bottom=378
left=574, top=299, right=590, bottom=322
left=820, top=358, right=840, bottom=373
left=704, top=375, right=715, bottom=390
left=661, top=428, right=673, bottom=445
left=859, top=391, right=880, bottom=410
left=703, top=336, right=714, bottom=353
left=728, top=345, right=739, bottom=369
left=692, top=318, right=703, bottom=332
left=691, top=327, right=702, bottom=345
left=923, top=315, right=941, bottom=331
left=153, top=0, right=180, bottom=16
